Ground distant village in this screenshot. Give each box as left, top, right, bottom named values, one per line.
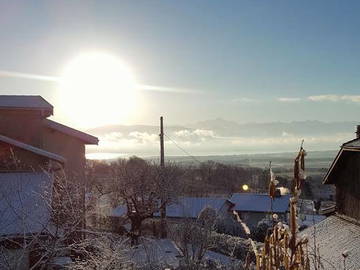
left=0, top=95, right=359, bottom=269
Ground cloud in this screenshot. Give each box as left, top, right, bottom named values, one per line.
left=281, top=131, right=293, bottom=137
left=277, top=97, right=301, bottom=102
left=138, top=84, right=203, bottom=94
left=308, top=95, right=341, bottom=102
left=308, top=95, right=360, bottom=103
left=90, top=126, right=354, bottom=157
left=102, top=132, right=123, bottom=141
left=0, top=70, right=59, bottom=82
left=128, top=131, right=159, bottom=144
left=175, top=129, right=214, bottom=138
left=230, top=97, right=260, bottom=103
left=174, top=129, right=216, bottom=143
left=229, top=132, right=353, bottom=147
left=193, top=129, right=215, bottom=137
left=98, top=131, right=158, bottom=150
left=0, top=69, right=202, bottom=94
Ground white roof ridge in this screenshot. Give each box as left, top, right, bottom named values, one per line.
left=0, top=133, right=65, bottom=163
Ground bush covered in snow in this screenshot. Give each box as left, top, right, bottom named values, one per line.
left=215, top=215, right=247, bottom=238
left=209, top=232, right=252, bottom=261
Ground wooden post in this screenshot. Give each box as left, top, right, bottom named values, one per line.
left=159, top=116, right=167, bottom=238
left=160, top=116, right=164, bottom=167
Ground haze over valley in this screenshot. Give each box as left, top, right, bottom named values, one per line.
left=86, top=118, right=354, bottom=160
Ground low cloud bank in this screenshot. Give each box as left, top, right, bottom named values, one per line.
left=87, top=123, right=354, bottom=158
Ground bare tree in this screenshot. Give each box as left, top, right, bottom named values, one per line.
left=110, top=157, right=182, bottom=244
left=170, top=207, right=217, bottom=268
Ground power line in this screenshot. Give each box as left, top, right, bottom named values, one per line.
left=164, top=133, right=202, bottom=164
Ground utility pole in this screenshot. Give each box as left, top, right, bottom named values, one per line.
left=159, top=116, right=166, bottom=238
left=160, top=116, right=164, bottom=167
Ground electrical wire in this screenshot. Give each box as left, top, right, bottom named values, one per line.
left=164, top=133, right=202, bottom=164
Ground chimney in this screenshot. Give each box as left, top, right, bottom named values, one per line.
left=356, top=125, right=360, bottom=139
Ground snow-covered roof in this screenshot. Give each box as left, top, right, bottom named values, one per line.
left=110, top=197, right=230, bottom=219
left=343, top=137, right=360, bottom=148
left=110, top=205, right=127, bottom=217
left=155, top=197, right=230, bottom=218
left=0, top=172, right=53, bottom=236
left=301, top=215, right=360, bottom=270
left=0, top=95, right=53, bottom=115
left=44, top=119, right=99, bottom=145
left=0, top=133, right=65, bottom=163
left=230, top=193, right=290, bottom=213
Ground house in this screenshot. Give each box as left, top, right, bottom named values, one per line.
left=156, top=197, right=247, bottom=236
left=0, top=133, right=65, bottom=171
left=0, top=95, right=98, bottom=175
left=154, top=197, right=234, bottom=220
left=109, top=197, right=246, bottom=237
left=301, top=125, right=360, bottom=269
left=296, top=199, right=326, bottom=228
left=110, top=197, right=235, bottom=221
left=0, top=95, right=98, bottom=268
left=0, top=172, right=53, bottom=269
left=230, top=193, right=290, bottom=229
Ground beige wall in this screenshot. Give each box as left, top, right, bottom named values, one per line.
left=42, top=127, right=85, bottom=176
left=0, top=109, right=87, bottom=175
left=0, top=110, right=44, bottom=147
left=0, top=141, right=50, bottom=171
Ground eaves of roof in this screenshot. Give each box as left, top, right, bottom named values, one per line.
left=44, top=119, right=99, bottom=145
left=323, top=146, right=360, bottom=184
left=0, top=133, right=65, bottom=163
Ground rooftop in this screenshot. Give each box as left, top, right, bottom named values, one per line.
left=155, top=197, right=230, bottom=218
left=111, top=197, right=231, bottom=218
left=343, top=137, right=360, bottom=148
left=44, top=119, right=99, bottom=145
left=0, top=95, right=53, bottom=116
left=323, top=148, right=360, bottom=184
left=301, top=215, right=360, bottom=270
left=0, top=133, right=65, bottom=163
left=230, top=193, right=290, bottom=213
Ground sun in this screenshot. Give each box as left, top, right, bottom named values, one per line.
left=59, top=52, right=138, bottom=128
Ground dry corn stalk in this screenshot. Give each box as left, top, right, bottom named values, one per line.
left=254, top=222, right=310, bottom=270
left=254, top=143, right=309, bottom=270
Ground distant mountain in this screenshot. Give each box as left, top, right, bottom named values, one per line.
left=87, top=119, right=358, bottom=138
left=87, top=124, right=190, bottom=136
left=85, top=119, right=357, bottom=157
left=189, top=119, right=358, bottom=137
left=188, top=118, right=242, bottom=132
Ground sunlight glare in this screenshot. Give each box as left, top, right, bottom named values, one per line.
left=59, top=52, right=137, bottom=128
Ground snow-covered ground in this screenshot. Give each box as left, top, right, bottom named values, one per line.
left=128, top=238, right=240, bottom=268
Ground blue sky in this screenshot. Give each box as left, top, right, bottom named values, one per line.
left=0, top=0, right=360, bottom=128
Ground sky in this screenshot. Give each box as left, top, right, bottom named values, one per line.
left=1, top=1, right=360, bottom=156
